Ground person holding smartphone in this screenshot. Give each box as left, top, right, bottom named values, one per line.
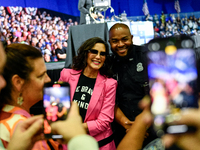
left=7, top=102, right=99, bottom=150
left=0, top=42, right=98, bottom=150
left=0, top=43, right=64, bottom=149
left=59, top=37, right=117, bottom=150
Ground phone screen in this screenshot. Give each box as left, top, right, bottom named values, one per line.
left=43, top=81, right=70, bottom=139
left=147, top=38, right=198, bottom=136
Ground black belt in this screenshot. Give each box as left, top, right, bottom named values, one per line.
left=98, top=133, right=114, bottom=148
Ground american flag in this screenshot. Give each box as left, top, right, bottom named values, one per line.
left=142, top=0, right=149, bottom=16
left=174, top=0, right=181, bottom=13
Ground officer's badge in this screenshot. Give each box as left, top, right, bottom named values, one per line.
left=137, top=63, right=143, bottom=72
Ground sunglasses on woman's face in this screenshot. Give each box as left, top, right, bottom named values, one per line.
left=88, top=49, right=107, bottom=56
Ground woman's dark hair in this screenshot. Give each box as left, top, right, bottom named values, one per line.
left=0, top=43, right=42, bottom=109
left=72, top=37, right=113, bottom=77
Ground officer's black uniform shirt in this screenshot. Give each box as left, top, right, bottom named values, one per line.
left=112, top=44, right=149, bottom=121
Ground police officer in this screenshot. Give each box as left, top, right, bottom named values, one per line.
left=108, top=23, right=151, bottom=147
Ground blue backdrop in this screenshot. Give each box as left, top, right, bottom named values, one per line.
left=1, top=0, right=200, bottom=17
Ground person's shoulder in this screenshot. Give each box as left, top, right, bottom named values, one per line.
left=103, top=77, right=117, bottom=91
left=63, top=47, right=67, bottom=51
left=60, top=69, right=74, bottom=81
left=105, top=77, right=117, bottom=85
left=133, top=44, right=145, bottom=51
left=61, top=68, right=72, bottom=75
left=0, top=105, right=27, bottom=127
left=133, top=44, right=149, bottom=55
left=108, top=53, right=117, bottom=63
left=62, top=68, right=73, bottom=72
left=62, top=68, right=82, bottom=75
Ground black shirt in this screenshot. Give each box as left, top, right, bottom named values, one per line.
left=112, top=44, right=149, bottom=121
left=72, top=73, right=96, bottom=121
left=55, top=47, right=66, bottom=61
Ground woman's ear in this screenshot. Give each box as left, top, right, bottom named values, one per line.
left=11, top=74, right=25, bottom=92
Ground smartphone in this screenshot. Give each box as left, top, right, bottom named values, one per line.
left=43, top=81, right=71, bottom=139
left=146, top=36, right=198, bottom=137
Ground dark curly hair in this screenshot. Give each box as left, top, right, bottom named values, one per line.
left=72, top=37, right=113, bottom=77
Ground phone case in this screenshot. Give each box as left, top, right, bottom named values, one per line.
left=43, top=81, right=71, bottom=139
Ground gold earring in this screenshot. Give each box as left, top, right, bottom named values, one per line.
left=17, top=93, right=24, bottom=105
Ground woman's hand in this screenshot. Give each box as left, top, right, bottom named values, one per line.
left=82, top=122, right=89, bottom=133
left=51, top=102, right=86, bottom=144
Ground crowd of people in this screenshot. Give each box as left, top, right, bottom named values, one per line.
left=1, top=3, right=200, bottom=150
left=144, top=12, right=200, bottom=38
left=1, top=28, right=200, bottom=150
left=0, top=7, right=77, bottom=63
left=1, top=4, right=200, bottom=63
